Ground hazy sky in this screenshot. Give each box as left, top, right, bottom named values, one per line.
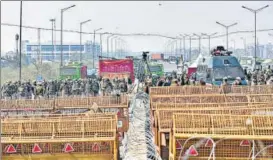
left=1, top=1, right=273, bottom=52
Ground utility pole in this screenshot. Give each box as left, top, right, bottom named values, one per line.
left=80, top=19, right=91, bottom=62
left=242, top=4, right=269, bottom=70
left=19, top=1, right=23, bottom=82
left=60, top=4, right=76, bottom=66
left=185, top=34, right=192, bottom=62
left=202, top=32, right=217, bottom=54
left=240, top=37, right=247, bottom=56
left=107, top=34, right=115, bottom=57
left=216, top=21, right=238, bottom=50
left=100, top=33, right=103, bottom=57
left=93, top=28, right=102, bottom=68
left=15, top=34, right=19, bottom=58
left=193, top=33, right=202, bottom=55
left=38, top=28, right=41, bottom=64
left=50, top=19, right=55, bottom=61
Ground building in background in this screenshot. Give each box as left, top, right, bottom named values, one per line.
left=23, top=40, right=100, bottom=62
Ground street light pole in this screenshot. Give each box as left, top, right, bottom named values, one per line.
left=50, top=19, right=55, bottom=61
left=193, top=33, right=202, bottom=55
left=107, top=34, right=115, bottom=57
left=80, top=19, right=91, bottom=63
left=19, top=1, right=23, bottom=82
left=60, top=4, right=76, bottom=66
left=242, top=5, right=269, bottom=70
left=185, top=34, right=192, bottom=62
left=111, top=36, right=118, bottom=56
left=93, top=28, right=102, bottom=68
left=201, top=32, right=217, bottom=55
left=216, top=21, right=238, bottom=50
left=240, top=37, right=247, bottom=56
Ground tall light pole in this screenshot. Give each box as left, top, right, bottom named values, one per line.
left=80, top=19, right=91, bottom=63
left=193, top=33, right=202, bottom=55
left=201, top=32, right=217, bottom=54
left=49, top=18, right=56, bottom=61
left=242, top=5, right=269, bottom=70
left=60, top=4, right=76, bottom=66
left=240, top=37, right=247, bottom=56
left=216, top=21, right=238, bottom=50
left=107, top=34, right=115, bottom=57
left=111, top=35, right=118, bottom=56
left=180, top=34, right=187, bottom=56
left=93, top=28, right=102, bottom=68
left=19, top=1, right=23, bottom=82
left=231, top=39, right=236, bottom=56
left=185, top=34, right=192, bottom=62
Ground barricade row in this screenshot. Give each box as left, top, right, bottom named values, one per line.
left=150, top=94, right=273, bottom=110
left=173, top=113, right=273, bottom=139
left=154, top=104, right=273, bottom=159
left=0, top=95, right=129, bottom=110
left=1, top=114, right=117, bottom=141
left=169, top=138, right=273, bottom=160
left=150, top=85, right=273, bottom=96
left=169, top=113, right=273, bottom=160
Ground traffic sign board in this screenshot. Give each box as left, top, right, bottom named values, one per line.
left=240, top=140, right=250, bottom=146
left=64, top=143, right=74, bottom=153
left=5, top=144, right=16, bottom=153
left=186, top=145, right=198, bottom=156
left=32, top=143, right=42, bottom=153
left=205, top=139, right=213, bottom=147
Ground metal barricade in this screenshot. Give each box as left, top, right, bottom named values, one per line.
left=171, top=113, right=273, bottom=160
left=150, top=85, right=273, bottom=96
left=1, top=113, right=118, bottom=160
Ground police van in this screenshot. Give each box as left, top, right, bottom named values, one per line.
left=195, top=46, right=247, bottom=86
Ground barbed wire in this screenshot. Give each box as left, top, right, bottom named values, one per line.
left=2, top=22, right=273, bottom=41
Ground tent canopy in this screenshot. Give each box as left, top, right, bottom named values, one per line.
left=189, top=54, right=207, bottom=68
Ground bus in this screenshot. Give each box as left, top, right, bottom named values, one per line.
left=59, top=62, right=87, bottom=80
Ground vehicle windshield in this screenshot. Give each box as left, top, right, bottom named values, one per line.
left=213, top=67, right=244, bottom=80
left=225, top=67, right=245, bottom=79
left=60, top=67, right=77, bottom=76
left=213, top=68, right=226, bottom=80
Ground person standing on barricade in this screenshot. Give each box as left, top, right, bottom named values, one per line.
left=221, top=77, right=231, bottom=94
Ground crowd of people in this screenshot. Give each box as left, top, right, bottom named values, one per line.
left=2, top=65, right=273, bottom=99
left=143, top=66, right=273, bottom=90
left=0, top=77, right=132, bottom=100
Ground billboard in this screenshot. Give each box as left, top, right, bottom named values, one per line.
left=99, top=59, right=134, bottom=82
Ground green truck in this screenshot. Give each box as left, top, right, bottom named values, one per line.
left=59, top=62, right=87, bottom=80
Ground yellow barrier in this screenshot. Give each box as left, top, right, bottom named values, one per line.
left=170, top=113, right=273, bottom=159
left=150, top=85, right=273, bottom=96
left=0, top=95, right=129, bottom=110
left=150, top=94, right=273, bottom=110
left=1, top=113, right=118, bottom=160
